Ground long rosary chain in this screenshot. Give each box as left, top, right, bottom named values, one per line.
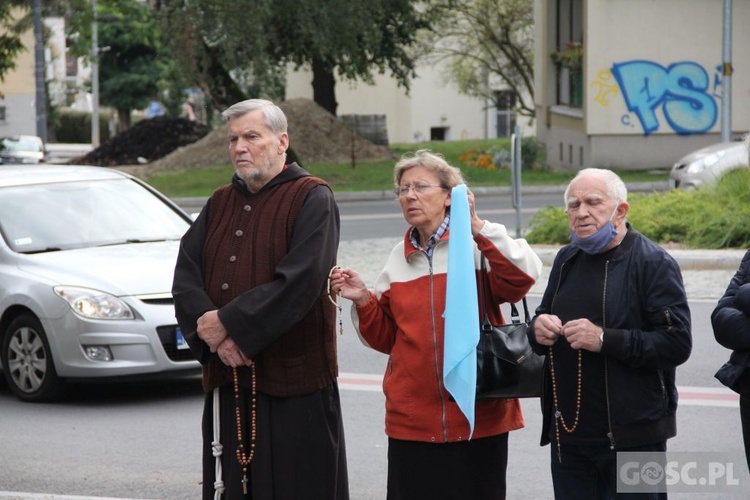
left=233, top=364, right=257, bottom=495
left=327, top=266, right=344, bottom=335
left=548, top=346, right=582, bottom=462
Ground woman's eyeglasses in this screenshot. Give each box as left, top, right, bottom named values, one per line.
left=393, top=183, right=445, bottom=198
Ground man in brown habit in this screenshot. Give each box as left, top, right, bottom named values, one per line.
left=172, top=98, right=349, bottom=499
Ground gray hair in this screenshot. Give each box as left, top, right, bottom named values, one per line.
left=393, top=149, right=465, bottom=189
left=221, top=99, right=288, bottom=135
left=564, top=168, right=628, bottom=205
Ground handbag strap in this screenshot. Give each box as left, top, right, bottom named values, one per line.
left=479, top=255, right=530, bottom=324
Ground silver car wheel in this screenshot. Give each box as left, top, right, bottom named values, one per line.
left=2, top=314, right=63, bottom=402
left=7, top=325, right=48, bottom=393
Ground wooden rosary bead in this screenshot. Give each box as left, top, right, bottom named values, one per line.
left=549, top=346, right=583, bottom=461
left=233, top=364, right=257, bottom=495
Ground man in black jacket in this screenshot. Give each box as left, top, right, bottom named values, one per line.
left=712, top=251, right=750, bottom=474
left=530, top=168, right=692, bottom=499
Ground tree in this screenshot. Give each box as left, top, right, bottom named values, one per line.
left=151, top=0, right=432, bottom=116
left=67, top=0, right=166, bottom=131
left=425, top=0, right=535, bottom=119
left=0, top=1, right=31, bottom=91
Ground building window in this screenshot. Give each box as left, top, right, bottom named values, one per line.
left=494, top=91, right=517, bottom=138
left=65, top=38, right=78, bottom=77
left=554, top=0, right=583, bottom=108
left=0, top=105, right=6, bottom=122
left=431, top=127, right=448, bottom=141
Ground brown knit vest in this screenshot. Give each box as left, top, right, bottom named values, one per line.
left=200, top=176, right=337, bottom=397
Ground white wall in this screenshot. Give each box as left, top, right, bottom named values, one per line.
left=586, top=0, right=749, bottom=137
left=535, top=0, right=749, bottom=170
left=0, top=11, right=37, bottom=136
left=285, top=59, right=535, bottom=144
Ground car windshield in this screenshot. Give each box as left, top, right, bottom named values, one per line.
left=0, top=137, right=43, bottom=153
left=0, top=178, right=190, bottom=253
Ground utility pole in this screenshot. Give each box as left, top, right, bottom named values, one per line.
left=720, top=0, right=732, bottom=143
left=91, top=0, right=100, bottom=147
left=33, top=0, right=47, bottom=143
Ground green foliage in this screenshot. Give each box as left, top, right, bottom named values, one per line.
left=550, top=41, right=583, bottom=69
left=54, top=110, right=112, bottom=143
left=524, top=206, right=570, bottom=244
left=0, top=1, right=30, bottom=84
left=525, top=169, right=750, bottom=249
left=631, top=169, right=750, bottom=248
left=153, top=0, right=431, bottom=113
left=97, top=0, right=166, bottom=115
left=455, top=136, right=544, bottom=173
left=63, top=0, right=169, bottom=126
left=424, top=0, right=535, bottom=117
left=521, top=137, right=542, bottom=168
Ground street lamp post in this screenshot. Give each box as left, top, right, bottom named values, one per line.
left=33, top=0, right=47, bottom=143
left=721, top=0, right=732, bottom=143
left=91, top=0, right=100, bottom=147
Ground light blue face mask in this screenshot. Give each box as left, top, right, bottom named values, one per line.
left=569, top=205, right=619, bottom=254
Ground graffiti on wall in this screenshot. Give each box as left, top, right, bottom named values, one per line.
left=590, top=60, right=723, bottom=136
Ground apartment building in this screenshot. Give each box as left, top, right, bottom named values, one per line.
left=535, top=0, right=749, bottom=170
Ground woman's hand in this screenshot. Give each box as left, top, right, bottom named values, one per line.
left=330, top=267, right=371, bottom=307
left=467, top=188, right=485, bottom=236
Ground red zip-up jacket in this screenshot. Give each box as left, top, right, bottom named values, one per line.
left=353, top=221, right=542, bottom=443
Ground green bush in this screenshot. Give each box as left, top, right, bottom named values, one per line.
left=521, top=136, right=543, bottom=170
left=53, top=111, right=112, bottom=143
left=525, top=206, right=570, bottom=244
left=525, top=169, right=750, bottom=249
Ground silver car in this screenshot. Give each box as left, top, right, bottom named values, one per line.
left=0, top=165, right=199, bottom=401
left=0, top=135, right=46, bottom=164
left=669, top=140, right=750, bottom=190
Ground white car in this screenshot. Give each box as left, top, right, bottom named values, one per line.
left=669, top=141, right=750, bottom=190
left=0, top=135, right=46, bottom=164
left=0, top=165, right=199, bottom=401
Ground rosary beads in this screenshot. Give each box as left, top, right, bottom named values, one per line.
left=327, top=266, right=344, bottom=335
left=233, top=364, right=257, bottom=495
left=549, top=346, right=582, bottom=462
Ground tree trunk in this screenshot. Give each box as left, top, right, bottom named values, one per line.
left=196, top=40, right=247, bottom=112
left=117, top=107, right=131, bottom=132
left=312, top=58, right=338, bottom=116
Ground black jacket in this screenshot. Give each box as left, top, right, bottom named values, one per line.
left=711, top=249, right=750, bottom=393
left=530, top=225, right=692, bottom=448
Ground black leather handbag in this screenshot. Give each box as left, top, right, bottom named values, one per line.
left=476, top=257, right=544, bottom=399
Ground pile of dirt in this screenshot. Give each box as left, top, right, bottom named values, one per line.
left=130, top=98, right=395, bottom=178
left=73, top=116, right=211, bottom=167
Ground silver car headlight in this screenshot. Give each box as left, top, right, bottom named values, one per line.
left=685, top=152, right=723, bottom=174
left=53, top=286, right=135, bottom=320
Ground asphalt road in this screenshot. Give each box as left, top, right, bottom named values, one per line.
left=0, top=298, right=745, bottom=500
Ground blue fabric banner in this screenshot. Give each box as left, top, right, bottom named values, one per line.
left=443, top=183, right=479, bottom=438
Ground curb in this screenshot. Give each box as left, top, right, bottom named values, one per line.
left=531, top=245, right=745, bottom=271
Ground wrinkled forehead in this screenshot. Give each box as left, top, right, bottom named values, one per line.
left=566, top=177, right=610, bottom=205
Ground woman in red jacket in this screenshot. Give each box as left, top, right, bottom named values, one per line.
left=331, top=149, right=542, bottom=499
